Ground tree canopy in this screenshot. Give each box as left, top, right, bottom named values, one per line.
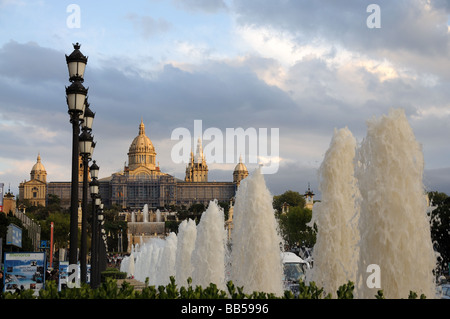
left=273, top=190, right=306, bottom=212
left=428, top=191, right=450, bottom=275
left=274, top=190, right=315, bottom=249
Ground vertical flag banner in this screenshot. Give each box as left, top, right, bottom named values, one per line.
left=0, top=183, right=4, bottom=212
left=59, top=261, right=69, bottom=291
left=6, top=224, right=22, bottom=248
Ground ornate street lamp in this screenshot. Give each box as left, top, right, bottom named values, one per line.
left=83, top=107, right=95, bottom=131
left=90, top=160, right=99, bottom=181
left=89, top=161, right=100, bottom=288
left=79, top=130, right=94, bottom=155
left=90, top=141, right=96, bottom=160
left=79, top=128, right=93, bottom=283
left=65, top=43, right=88, bottom=266
left=66, top=42, right=88, bottom=82
left=95, top=196, right=103, bottom=286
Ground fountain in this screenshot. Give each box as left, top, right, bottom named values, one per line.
left=143, top=204, right=149, bottom=223
left=121, top=168, right=285, bottom=296
left=355, top=108, right=436, bottom=298
left=191, top=201, right=227, bottom=290
left=175, top=219, right=197, bottom=287
left=127, top=252, right=135, bottom=278
left=230, top=167, right=284, bottom=296
left=308, top=127, right=359, bottom=297
left=156, top=209, right=162, bottom=223
left=310, top=108, right=437, bottom=298
left=121, top=108, right=437, bottom=299
left=154, top=232, right=178, bottom=286
left=126, top=205, right=165, bottom=252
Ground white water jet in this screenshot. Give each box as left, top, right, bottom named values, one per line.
left=191, top=201, right=227, bottom=290
left=155, top=232, right=178, bottom=286
left=175, top=219, right=197, bottom=287
left=156, top=209, right=162, bottom=222
left=356, top=108, right=436, bottom=298
left=230, top=168, right=284, bottom=296
left=127, top=252, right=135, bottom=278
left=147, top=238, right=165, bottom=285
left=308, top=127, right=359, bottom=297
left=143, top=204, right=149, bottom=223
left=135, top=242, right=155, bottom=283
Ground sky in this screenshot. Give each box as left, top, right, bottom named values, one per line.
left=0, top=0, right=450, bottom=200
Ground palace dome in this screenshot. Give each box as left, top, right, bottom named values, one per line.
left=129, top=120, right=155, bottom=154
left=233, top=155, right=248, bottom=185
left=128, top=119, right=157, bottom=172
left=234, top=155, right=248, bottom=172
left=30, top=153, right=47, bottom=182
left=31, top=154, right=46, bottom=173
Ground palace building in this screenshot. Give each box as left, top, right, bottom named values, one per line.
left=98, top=119, right=247, bottom=209
left=20, top=119, right=249, bottom=210
left=19, top=154, right=48, bottom=207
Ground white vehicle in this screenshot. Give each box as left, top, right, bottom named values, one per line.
left=282, top=252, right=311, bottom=295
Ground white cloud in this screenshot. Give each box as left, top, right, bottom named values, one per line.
left=1, top=1, right=450, bottom=197
left=0, top=0, right=25, bottom=8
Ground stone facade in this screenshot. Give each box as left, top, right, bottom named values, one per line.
left=36, top=120, right=249, bottom=210
left=19, top=154, right=47, bottom=207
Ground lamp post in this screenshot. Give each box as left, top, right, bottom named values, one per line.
left=89, top=161, right=99, bottom=288
left=79, top=105, right=94, bottom=283
left=98, top=205, right=106, bottom=279
left=66, top=43, right=88, bottom=266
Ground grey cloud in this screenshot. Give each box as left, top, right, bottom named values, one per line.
left=431, top=0, right=450, bottom=13
left=88, top=61, right=299, bottom=136
left=0, top=40, right=66, bottom=84
left=126, top=13, right=172, bottom=39
left=233, top=0, right=450, bottom=76
left=172, top=0, right=227, bottom=13
left=424, top=168, right=450, bottom=195
left=1, top=37, right=450, bottom=199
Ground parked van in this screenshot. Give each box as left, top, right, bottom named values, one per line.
left=282, top=252, right=311, bottom=295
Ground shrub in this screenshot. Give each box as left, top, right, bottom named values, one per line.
left=100, top=267, right=127, bottom=282
left=0, top=277, right=425, bottom=300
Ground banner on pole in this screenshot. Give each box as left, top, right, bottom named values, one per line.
left=58, top=261, right=69, bottom=291
left=0, top=183, right=4, bottom=212
left=6, top=224, right=22, bottom=248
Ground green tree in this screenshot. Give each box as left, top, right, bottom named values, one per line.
left=103, top=205, right=128, bottom=252
left=0, top=213, right=34, bottom=251
left=39, top=212, right=71, bottom=248
left=428, top=191, right=450, bottom=275
left=0, top=213, right=9, bottom=249
left=278, top=206, right=316, bottom=248
left=189, top=203, right=205, bottom=215
left=274, top=190, right=316, bottom=250
left=273, top=190, right=306, bottom=213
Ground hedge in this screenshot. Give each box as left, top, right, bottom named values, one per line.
left=0, top=277, right=426, bottom=299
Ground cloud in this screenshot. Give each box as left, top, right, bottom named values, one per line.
left=0, top=0, right=25, bottom=8
left=126, top=13, right=172, bottom=39
left=172, top=0, right=228, bottom=13
left=0, top=40, right=65, bottom=83
left=1, top=0, right=450, bottom=199
left=424, top=168, right=450, bottom=195
left=232, top=0, right=450, bottom=78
